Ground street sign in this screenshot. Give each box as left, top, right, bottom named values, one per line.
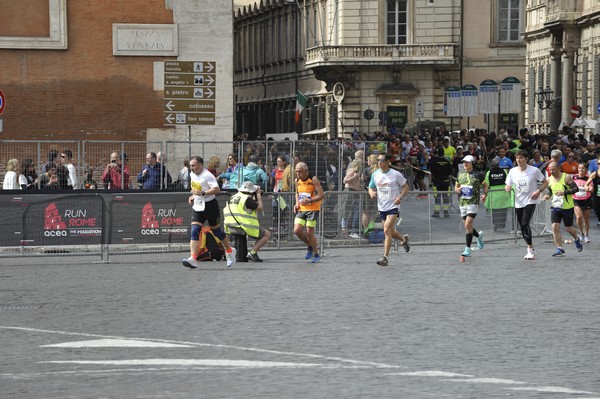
left=363, top=109, right=374, bottom=120
left=570, top=105, right=582, bottom=119
left=415, top=100, right=424, bottom=118
left=0, top=89, right=6, bottom=115
left=164, top=61, right=216, bottom=126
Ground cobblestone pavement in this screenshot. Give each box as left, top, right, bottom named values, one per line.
left=1, top=238, right=599, bottom=399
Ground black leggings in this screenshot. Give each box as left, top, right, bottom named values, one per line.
left=515, top=204, right=536, bottom=246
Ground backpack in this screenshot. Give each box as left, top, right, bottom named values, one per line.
left=195, top=227, right=226, bottom=261
left=367, top=229, right=385, bottom=244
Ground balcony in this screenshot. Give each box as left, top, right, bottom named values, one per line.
left=305, top=44, right=457, bottom=68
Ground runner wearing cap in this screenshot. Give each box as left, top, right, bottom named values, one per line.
left=223, top=181, right=272, bottom=262
left=454, top=154, right=489, bottom=258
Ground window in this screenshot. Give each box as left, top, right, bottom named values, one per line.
left=498, top=0, right=521, bottom=42
left=387, top=1, right=408, bottom=45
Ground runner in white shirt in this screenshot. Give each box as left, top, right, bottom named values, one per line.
left=368, top=153, right=410, bottom=266
left=182, top=156, right=237, bottom=269
left=505, top=150, right=548, bottom=260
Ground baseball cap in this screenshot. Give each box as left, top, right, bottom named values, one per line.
left=238, top=181, right=259, bottom=193
left=462, top=155, right=476, bottom=163
left=418, top=140, right=425, bottom=146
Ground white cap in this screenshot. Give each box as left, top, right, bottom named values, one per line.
left=238, top=181, right=259, bottom=193
left=456, top=145, right=463, bottom=150
left=462, top=155, right=476, bottom=163
left=418, top=140, right=425, bottom=146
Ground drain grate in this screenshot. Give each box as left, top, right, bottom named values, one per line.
left=0, top=304, right=46, bottom=310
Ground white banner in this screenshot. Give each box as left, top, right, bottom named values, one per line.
left=500, top=83, right=522, bottom=114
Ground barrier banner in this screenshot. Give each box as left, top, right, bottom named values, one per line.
left=107, top=193, right=191, bottom=244
left=0, top=194, right=104, bottom=246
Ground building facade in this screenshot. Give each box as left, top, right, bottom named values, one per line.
left=0, top=0, right=234, bottom=143
left=234, top=0, right=528, bottom=139
left=523, top=0, right=600, bottom=133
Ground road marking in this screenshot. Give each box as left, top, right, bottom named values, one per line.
left=41, top=339, right=192, bottom=348
left=443, top=377, right=526, bottom=385
left=42, top=359, right=325, bottom=368
left=507, top=386, right=597, bottom=395
left=384, top=371, right=474, bottom=378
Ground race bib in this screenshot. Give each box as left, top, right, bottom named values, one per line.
left=460, top=185, right=474, bottom=199
left=516, top=178, right=530, bottom=193
left=192, top=195, right=205, bottom=212
left=551, top=194, right=564, bottom=209
left=378, top=186, right=391, bottom=201
left=298, top=192, right=311, bottom=202
left=574, top=187, right=587, bottom=199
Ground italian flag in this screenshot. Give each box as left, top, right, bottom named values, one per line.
left=295, top=90, right=307, bottom=124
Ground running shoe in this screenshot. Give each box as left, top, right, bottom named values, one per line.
left=247, top=251, right=263, bottom=262
left=461, top=247, right=471, bottom=257
left=477, top=231, right=484, bottom=249
left=577, top=234, right=584, bottom=242
left=305, top=246, right=313, bottom=259
left=402, top=234, right=410, bottom=253
left=349, top=232, right=360, bottom=239
left=311, top=253, right=321, bottom=263
left=584, top=234, right=591, bottom=243
left=376, top=256, right=388, bottom=266
left=574, top=238, right=583, bottom=252
left=182, top=256, right=199, bottom=269
left=552, top=247, right=566, bottom=257
left=226, top=247, right=237, bottom=267
left=524, top=248, right=535, bottom=260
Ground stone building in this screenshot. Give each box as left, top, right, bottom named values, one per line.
left=523, top=0, right=600, bottom=133
left=234, top=0, right=528, bottom=139
left=0, top=0, right=234, bottom=143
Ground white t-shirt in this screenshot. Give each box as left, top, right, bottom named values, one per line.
left=2, top=171, right=20, bottom=190
left=190, top=168, right=219, bottom=202
left=369, top=168, right=407, bottom=212
left=506, top=165, right=545, bottom=208
left=66, top=163, right=78, bottom=189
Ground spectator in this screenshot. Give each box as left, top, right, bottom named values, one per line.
left=2, top=159, right=21, bottom=190
left=241, top=154, right=268, bottom=191
left=60, top=149, right=78, bottom=189
left=218, top=153, right=241, bottom=189
left=495, top=147, right=513, bottom=169
left=41, top=150, right=59, bottom=173
left=81, top=166, right=98, bottom=189
left=137, top=152, right=172, bottom=190
left=19, top=158, right=38, bottom=189
left=39, top=162, right=60, bottom=189
left=206, top=156, right=221, bottom=177
left=102, top=151, right=130, bottom=189
left=176, top=158, right=190, bottom=189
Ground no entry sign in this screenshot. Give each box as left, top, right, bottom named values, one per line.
left=0, top=90, right=6, bottom=115
left=570, top=104, right=582, bottom=119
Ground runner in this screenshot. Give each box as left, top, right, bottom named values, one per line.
left=505, top=150, right=548, bottom=260
left=368, top=153, right=410, bottom=267
left=293, top=162, right=324, bottom=263
left=572, top=163, right=592, bottom=243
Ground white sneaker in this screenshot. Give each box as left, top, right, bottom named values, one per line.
left=226, top=247, right=237, bottom=268
left=524, top=248, right=535, bottom=260
left=584, top=234, right=591, bottom=243
left=349, top=232, right=360, bottom=239
left=182, top=256, right=199, bottom=269
left=577, top=234, right=584, bottom=242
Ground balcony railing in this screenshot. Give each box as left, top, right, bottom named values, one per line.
left=305, top=44, right=457, bottom=67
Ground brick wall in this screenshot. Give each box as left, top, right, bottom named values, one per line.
left=0, top=0, right=174, bottom=140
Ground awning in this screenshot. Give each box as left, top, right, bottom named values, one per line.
left=302, top=127, right=328, bottom=135
left=571, top=118, right=597, bottom=129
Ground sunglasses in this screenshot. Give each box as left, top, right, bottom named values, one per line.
left=377, top=159, right=387, bottom=163
left=60, top=155, right=66, bottom=158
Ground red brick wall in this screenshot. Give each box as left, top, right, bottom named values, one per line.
left=0, top=0, right=174, bottom=140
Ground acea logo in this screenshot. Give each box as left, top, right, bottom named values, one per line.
left=140, top=202, right=186, bottom=235
left=44, top=203, right=101, bottom=237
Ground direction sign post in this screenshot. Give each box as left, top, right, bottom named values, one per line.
left=164, top=61, right=216, bottom=126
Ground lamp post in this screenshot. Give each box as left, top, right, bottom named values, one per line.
left=286, top=0, right=299, bottom=132
left=535, top=86, right=561, bottom=110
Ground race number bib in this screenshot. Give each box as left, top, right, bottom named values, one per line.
left=192, top=196, right=205, bottom=212
left=378, top=186, right=391, bottom=201
left=551, top=194, right=564, bottom=209
left=574, top=187, right=587, bottom=199
left=516, top=178, right=530, bottom=193
left=298, top=192, right=311, bottom=202
left=460, top=185, right=474, bottom=199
